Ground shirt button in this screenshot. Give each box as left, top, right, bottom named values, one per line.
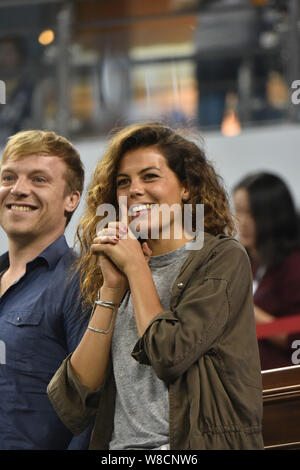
left=177, top=282, right=184, bottom=288
left=16, top=316, right=21, bottom=322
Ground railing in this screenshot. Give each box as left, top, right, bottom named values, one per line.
left=262, top=365, right=300, bottom=449
left=256, top=314, right=300, bottom=339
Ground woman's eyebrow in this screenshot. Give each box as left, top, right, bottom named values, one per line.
left=117, top=166, right=160, bottom=177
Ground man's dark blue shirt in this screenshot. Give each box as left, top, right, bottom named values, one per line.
left=0, top=235, right=91, bottom=449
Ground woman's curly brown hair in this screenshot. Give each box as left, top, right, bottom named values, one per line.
left=75, top=122, right=235, bottom=307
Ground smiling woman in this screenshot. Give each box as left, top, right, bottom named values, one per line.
left=76, top=122, right=235, bottom=305
left=115, top=146, right=191, bottom=249
left=47, top=122, right=264, bottom=450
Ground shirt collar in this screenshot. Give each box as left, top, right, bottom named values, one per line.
left=35, top=235, right=70, bottom=269
left=0, top=252, right=9, bottom=272
left=0, top=235, right=70, bottom=272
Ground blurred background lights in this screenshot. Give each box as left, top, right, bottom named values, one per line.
left=38, top=29, right=55, bottom=46
left=221, top=93, right=242, bottom=137
left=221, top=110, right=242, bottom=137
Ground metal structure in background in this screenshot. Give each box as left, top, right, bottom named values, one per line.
left=0, top=0, right=299, bottom=137
left=56, top=1, right=72, bottom=138
left=0, top=0, right=64, bottom=6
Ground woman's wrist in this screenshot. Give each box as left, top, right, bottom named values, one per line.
left=125, top=258, right=150, bottom=279
left=100, top=285, right=127, bottom=303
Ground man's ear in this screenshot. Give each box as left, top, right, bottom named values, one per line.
left=64, top=191, right=81, bottom=213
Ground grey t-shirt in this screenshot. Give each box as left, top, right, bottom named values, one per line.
left=109, top=244, right=190, bottom=450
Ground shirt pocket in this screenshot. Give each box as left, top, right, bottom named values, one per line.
left=5, top=310, right=45, bottom=372
left=6, top=310, right=44, bottom=327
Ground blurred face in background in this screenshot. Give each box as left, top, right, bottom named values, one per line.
left=0, top=39, right=21, bottom=69
left=233, top=188, right=256, bottom=252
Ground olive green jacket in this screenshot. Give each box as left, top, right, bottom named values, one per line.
left=47, top=233, right=264, bottom=450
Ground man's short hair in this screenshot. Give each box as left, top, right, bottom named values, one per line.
left=1, top=130, right=85, bottom=224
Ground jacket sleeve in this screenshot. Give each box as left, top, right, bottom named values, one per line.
left=47, top=353, right=102, bottom=436
left=132, top=241, right=252, bottom=383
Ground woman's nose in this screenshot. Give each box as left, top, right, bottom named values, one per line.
left=128, top=180, right=145, bottom=197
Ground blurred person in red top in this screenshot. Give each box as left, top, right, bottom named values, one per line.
left=233, top=172, right=300, bottom=370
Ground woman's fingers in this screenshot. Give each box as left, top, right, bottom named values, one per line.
left=94, top=235, right=119, bottom=244
left=91, top=241, right=118, bottom=262
left=141, top=241, right=152, bottom=262
left=92, top=222, right=140, bottom=269
left=91, top=223, right=129, bottom=252
left=96, top=222, right=129, bottom=242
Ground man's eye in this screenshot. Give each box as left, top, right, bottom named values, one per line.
left=33, top=176, right=46, bottom=183
left=1, top=175, right=15, bottom=183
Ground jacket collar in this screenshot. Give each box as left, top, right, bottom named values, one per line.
left=178, top=232, right=235, bottom=278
